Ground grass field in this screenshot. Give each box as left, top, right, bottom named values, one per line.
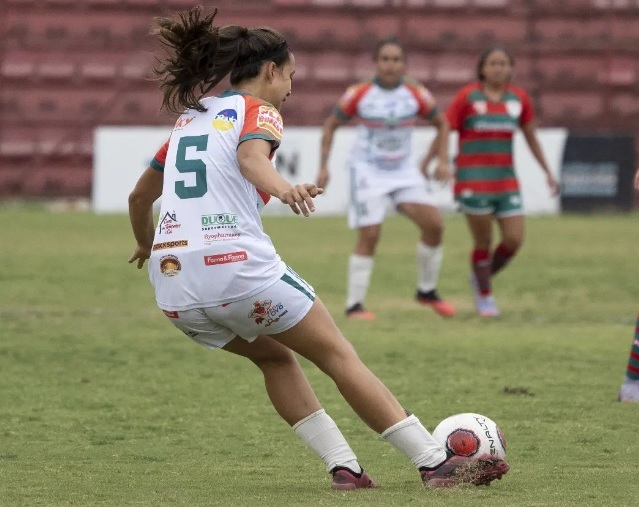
left=1, top=207, right=638, bottom=506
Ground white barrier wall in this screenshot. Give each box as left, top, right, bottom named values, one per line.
left=93, top=126, right=567, bottom=215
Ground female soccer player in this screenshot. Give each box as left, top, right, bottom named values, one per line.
left=316, top=37, right=456, bottom=321
left=619, top=168, right=639, bottom=402
left=427, top=47, right=558, bottom=317
left=128, top=7, right=508, bottom=489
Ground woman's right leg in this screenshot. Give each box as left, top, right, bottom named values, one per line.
left=222, top=334, right=376, bottom=488
left=346, top=224, right=382, bottom=319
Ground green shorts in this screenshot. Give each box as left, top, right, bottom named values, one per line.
left=456, top=192, right=523, bottom=217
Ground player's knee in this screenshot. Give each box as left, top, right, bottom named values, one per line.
left=503, top=236, right=523, bottom=252
left=251, top=345, right=297, bottom=372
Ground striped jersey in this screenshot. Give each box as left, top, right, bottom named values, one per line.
left=446, top=82, right=534, bottom=198
left=147, top=90, right=285, bottom=311
left=334, top=77, right=438, bottom=172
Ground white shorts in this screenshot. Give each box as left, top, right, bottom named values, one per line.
left=160, top=266, right=315, bottom=350
left=348, top=175, right=436, bottom=229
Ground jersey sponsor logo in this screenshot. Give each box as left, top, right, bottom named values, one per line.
left=204, top=232, right=241, bottom=244
left=203, top=250, right=248, bottom=266
left=159, top=255, right=181, bottom=277
left=473, top=100, right=488, bottom=115
left=153, top=240, right=188, bottom=251
left=248, top=299, right=288, bottom=327
left=505, top=100, right=522, bottom=119
left=162, top=309, right=179, bottom=318
left=201, top=213, right=238, bottom=231
left=212, top=109, right=238, bottom=131
left=174, top=115, right=194, bottom=130
left=158, top=210, right=181, bottom=235
left=338, top=84, right=359, bottom=109
left=257, top=105, right=283, bottom=140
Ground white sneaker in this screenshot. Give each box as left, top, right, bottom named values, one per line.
left=470, top=275, right=500, bottom=317
left=619, top=379, right=639, bottom=402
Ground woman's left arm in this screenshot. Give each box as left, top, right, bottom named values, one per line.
left=128, top=167, right=164, bottom=268
left=521, top=121, right=558, bottom=196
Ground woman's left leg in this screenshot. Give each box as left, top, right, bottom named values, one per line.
left=398, top=202, right=455, bottom=317
left=493, top=214, right=524, bottom=276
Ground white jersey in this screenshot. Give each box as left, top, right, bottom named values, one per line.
left=147, top=91, right=286, bottom=311
left=335, top=77, right=438, bottom=174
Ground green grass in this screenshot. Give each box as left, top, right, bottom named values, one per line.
left=1, top=207, right=638, bottom=506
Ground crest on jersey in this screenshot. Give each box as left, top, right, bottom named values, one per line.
left=213, top=109, right=238, bottom=131
left=472, top=100, right=488, bottom=115
left=505, top=100, right=522, bottom=119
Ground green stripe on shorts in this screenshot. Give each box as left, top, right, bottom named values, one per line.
left=281, top=273, right=315, bottom=301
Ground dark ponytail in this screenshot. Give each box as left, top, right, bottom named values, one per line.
left=153, top=6, right=290, bottom=114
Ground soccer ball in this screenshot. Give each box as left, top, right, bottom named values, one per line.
left=432, top=413, right=506, bottom=459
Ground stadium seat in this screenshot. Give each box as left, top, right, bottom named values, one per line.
left=79, top=52, right=122, bottom=82
left=360, top=14, right=402, bottom=42
left=538, top=92, right=604, bottom=122
left=532, top=18, right=608, bottom=50
left=311, top=52, right=353, bottom=82
left=121, top=51, right=154, bottom=82
left=0, top=50, right=38, bottom=82
left=432, top=54, right=476, bottom=85
left=289, top=51, right=312, bottom=81
left=472, top=0, right=508, bottom=8
left=0, top=127, right=37, bottom=158
left=283, top=89, right=339, bottom=125
left=352, top=52, right=376, bottom=81
left=23, top=164, right=93, bottom=197
left=432, top=0, right=470, bottom=8
left=602, top=56, right=637, bottom=87
left=272, top=0, right=311, bottom=5
left=405, top=53, right=434, bottom=83
left=38, top=52, right=78, bottom=81
left=350, top=0, right=388, bottom=7
left=610, top=94, right=639, bottom=118
left=535, top=56, right=601, bottom=88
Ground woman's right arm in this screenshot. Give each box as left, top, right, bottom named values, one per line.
left=238, top=139, right=323, bottom=217
left=317, top=114, right=347, bottom=188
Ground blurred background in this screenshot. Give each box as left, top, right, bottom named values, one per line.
left=1, top=0, right=637, bottom=207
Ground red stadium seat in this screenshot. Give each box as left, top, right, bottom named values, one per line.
left=352, top=52, right=376, bottom=81
left=350, top=0, right=388, bottom=7
left=538, top=92, right=604, bottom=122
left=535, top=55, right=601, bottom=88
left=406, top=54, right=435, bottom=83
left=0, top=127, right=37, bottom=158
left=38, top=52, right=78, bottom=81
left=432, top=54, right=476, bottom=85
left=473, top=0, right=509, bottom=8
left=0, top=50, right=38, bottom=82
left=610, top=94, right=639, bottom=118
left=360, top=14, right=402, bottom=42
left=602, top=57, right=637, bottom=87
left=311, top=52, right=353, bottom=82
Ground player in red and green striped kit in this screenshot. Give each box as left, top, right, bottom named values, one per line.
left=433, top=47, right=558, bottom=316
left=619, top=168, right=639, bottom=402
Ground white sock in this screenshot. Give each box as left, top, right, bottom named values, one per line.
left=417, top=242, right=443, bottom=293
left=293, top=409, right=362, bottom=474
left=346, top=254, right=374, bottom=308
left=381, top=415, right=447, bottom=469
